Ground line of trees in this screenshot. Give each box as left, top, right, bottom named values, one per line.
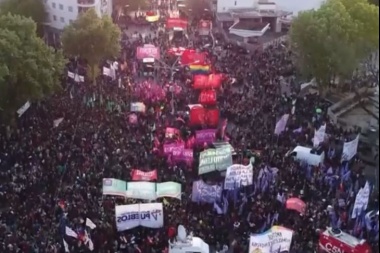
left=0, top=0, right=121, bottom=121
left=289, top=0, right=379, bottom=94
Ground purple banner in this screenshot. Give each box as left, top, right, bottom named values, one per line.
left=163, top=143, right=184, bottom=155
left=172, top=149, right=194, bottom=162
left=195, top=129, right=216, bottom=144
left=191, top=180, right=222, bottom=203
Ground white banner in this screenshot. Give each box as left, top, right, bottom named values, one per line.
left=130, top=102, right=146, bottom=113
left=115, top=203, right=164, bottom=231
left=313, top=124, right=326, bottom=147
left=224, top=164, right=253, bottom=190
left=351, top=181, right=371, bottom=219
left=342, top=135, right=359, bottom=161
left=249, top=226, right=293, bottom=253
left=139, top=203, right=164, bottom=228
left=126, top=182, right=156, bottom=200
left=17, top=101, right=31, bottom=117
left=125, top=181, right=182, bottom=200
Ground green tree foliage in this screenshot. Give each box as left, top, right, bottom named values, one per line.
left=61, top=8, right=121, bottom=85
left=0, top=0, right=47, bottom=36
left=0, top=14, right=66, bottom=119
left=290, top=0, right=379, bottom=93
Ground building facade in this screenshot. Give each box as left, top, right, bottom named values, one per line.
left=44, top=0, right=113, bottom=30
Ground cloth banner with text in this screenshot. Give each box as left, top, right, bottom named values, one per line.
left=166, top=18, right=188, bottom=30
left=191, top=180, right=222, bottom=203
left=171, top=148, right=194, bottom=163
left=136, top=44, right=160, bottom=60
left=224, top=163, right=253, bottom=190
left=103, top=179, right=181, bottom=200
left=249, top=226, right=294, bottom=253
left=131, top=169, right=158, bottom=181
left=199, top=90, right=217, bottom=105
left=163, top=143, right=185, bottom=155
left=198, top=146, right=233, bottom=175
left=193, top=74, right=223, bottom=89
left=195, top=129, right=216, bottom=144
left=342, top=135, right=359, bottom=161
left=115, top=203, right=164, bottom=231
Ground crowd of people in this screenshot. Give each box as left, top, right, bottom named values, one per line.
left=0, top=3, right=379, bottom=253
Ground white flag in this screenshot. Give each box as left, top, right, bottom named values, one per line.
left=65, top=226, right=78, bottom=238
left=63, top=239, right=70, bottom=252
left=53, top=118, right=64, bottom=128
left=85, top=218, right=97, bottom=230
left=84, top=230, right=94, bottom=251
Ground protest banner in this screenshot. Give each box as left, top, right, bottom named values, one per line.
left=115, top=203, right=164, bottom=231
left=131, top=169, right=158, bottom=181
left=224, top=163, right=253, bottom=190
left=195, top=129, right=216, bottom=144
left=102, top=178, right=127, bottom=197
left=156, top=182, right=181, bottom=199
left=163, top=143, right=185, bottom=155
left=191, top=180, right=222, bottom=203
left=249, top=226, right=293, bottom=253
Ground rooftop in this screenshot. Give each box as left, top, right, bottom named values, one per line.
left=231, top=21, right=269, bottom=31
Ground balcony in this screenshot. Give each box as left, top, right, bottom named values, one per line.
left=77, top=0, right=96, bottom=7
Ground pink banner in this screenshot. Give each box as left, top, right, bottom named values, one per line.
left=136, top=44, right=160, bottom=60
left=131, top=169, right=158, bottom=181
left=195, top=129, right=216, bottom=144
left=163, top=143, right=184, bottom=155
left=165, top=127, right=180, bottom=138
left=172, top=148, right=194, bottom=163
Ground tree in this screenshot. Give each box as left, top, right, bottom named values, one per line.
left=0, top=0, right=47, bottom=36
left=290, top=0, right=379, bottom=94
left=0, top=14, right=66, bottom=120
left=61, top=8, right=121, bottom=85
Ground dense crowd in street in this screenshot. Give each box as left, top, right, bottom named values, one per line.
left=0, top=4, right=379, bottom=253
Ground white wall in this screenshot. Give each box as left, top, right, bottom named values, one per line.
left=272, top=0, right=324, bottom=16
left=217, top=0, right=256, bottom=13
left=45, top=0, right=81, bottom=30
left=45, top=0, right=113, bottom=30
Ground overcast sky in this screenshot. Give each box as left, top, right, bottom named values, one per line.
left=273, top=0, right=324, bottom=15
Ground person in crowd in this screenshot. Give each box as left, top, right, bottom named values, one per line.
left=0, top=4, right=378, bottom=253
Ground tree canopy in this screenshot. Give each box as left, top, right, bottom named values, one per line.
left=290, top=0, right=379, bottom=93
left=0, top=0, right=47, bottom=36
left=0, top=14, right=66, bottom=119
left=61, top=8, right=121, bottom=84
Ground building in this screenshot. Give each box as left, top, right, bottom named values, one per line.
left=44, top=0, right=113, bottom=30
left=213, top=0, right=323, bottom=44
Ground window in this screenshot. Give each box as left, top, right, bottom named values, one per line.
left=60, top=17, right=65, bottom=23
left=53, top=15, right=57, bottom=21
left=69, top=20, right=74, bottom=24
left=68, top=6, right=73, bottom=12
left=59, top=4, right=63, bottom=10
left=234, top=1, right=237, bottom=5
left=52, top=2, right=56, bottom=8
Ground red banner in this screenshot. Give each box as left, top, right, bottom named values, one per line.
left=166, top=18, right=188, bottom=30
left=199, top=90, right=217, bottom=105
left=131, top=169, right=158, bottom=181
left=193, top=74, right=223, bottom=89
left=181, top=49, right=207, bottom=65
left=206, top=108, right=220, bottom=127
left=189, top=107, right=219, bottom=126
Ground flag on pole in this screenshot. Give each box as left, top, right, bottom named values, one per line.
left=65, top=226, right=78, bottom=238
left=85, top=218, right=97, bottom=230
left=63, top=239, right=70, bottom=252
left=274, top=114, right=289, bottom=135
